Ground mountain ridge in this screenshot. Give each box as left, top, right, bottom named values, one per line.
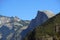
left=0, top=10, right=56, bottom=40
left=24, top=13, right=60, bottom=40
left=20, top=10, right=55, bottom=40
left=0, top=15, right=30, bottom=40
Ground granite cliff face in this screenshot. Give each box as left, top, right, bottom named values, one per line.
left=21, top=10, right=55, bottom=40
left=24, top=13, right=60, bottom=40
left=28, top=11, right=54, bottom=29
left=0, top=15, right=30, bottom=40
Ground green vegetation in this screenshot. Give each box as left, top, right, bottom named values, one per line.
left=24, top=13, right=60, bottom=40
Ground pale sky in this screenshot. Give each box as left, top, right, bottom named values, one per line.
left=0, top=0, right=60, bottom=20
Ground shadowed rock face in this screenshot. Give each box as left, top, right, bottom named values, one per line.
left=21, top=10, right=55, bottom=40
left=24, top=13, right=60, bottom=40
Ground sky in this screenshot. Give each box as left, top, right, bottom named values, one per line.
left=0, top=0, right=60, bottom=20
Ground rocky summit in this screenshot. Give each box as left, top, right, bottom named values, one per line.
left=20, top=10, right=55, bottom=40
left=24, top=13, right=60, bottom=40
left=0, top=15, right=30, bottom=40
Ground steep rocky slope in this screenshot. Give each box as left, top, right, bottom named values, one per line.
left=0, top=15, right=30, bottom=40
left=20, top=10, right=55, bottom=40
left=24, top=13, right=60, bottom=40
